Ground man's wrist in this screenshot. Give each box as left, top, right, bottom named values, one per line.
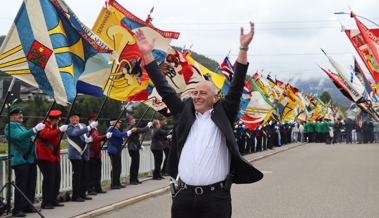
left=239, top=46, right=248, bottom=51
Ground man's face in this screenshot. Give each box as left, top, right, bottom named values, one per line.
left=10, top=112, right=23, bottom=124
left=69, top=115, right=80, bottom=125
left=159, top=119, right=166, bottom=125
left=191, top=82, right=217, bottom=114
left=49, top=117, right=60, bottom=127
left=128, top=118, right=135, bottom=125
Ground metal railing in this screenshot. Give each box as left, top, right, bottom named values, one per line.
left=0, top=142, right=155, bottom=199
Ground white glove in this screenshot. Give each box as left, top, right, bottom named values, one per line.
left=166, top=134, right=172, bottom=139
left=85, top=136, right=93, bottom=143
left=147, top=122, right=152, bottom=128
left=141, top=145, right=145, bottom=151
left=234, top=125, right=238, bottom=128
left=106, top=132, right=113, bottom=138
left=126, top=130, right=132, bottom=137
left=34, top=123, right=45, bottom=133
left=88, top=121, right=98, bottom=130
left=59, top=125, right=68, bottom=132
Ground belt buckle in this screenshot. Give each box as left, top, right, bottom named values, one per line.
left=194, top=187, right=203, bottom=195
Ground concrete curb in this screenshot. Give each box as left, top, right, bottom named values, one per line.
left=74, top=187, right=170, bottom=218
left=73, top=143, right=306, bottom=217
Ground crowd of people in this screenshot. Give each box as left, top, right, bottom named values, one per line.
left=3, top=20, right=278, bottom=218
left=234, top=117, right=378, bottom=156
left=4, top=106, right=173, bottom=217
left=8, top=20, right=350, bottom=217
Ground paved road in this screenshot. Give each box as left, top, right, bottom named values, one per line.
left=13, top=142, right=300, bottom=218
left=98, top=143, right=379, bottom=218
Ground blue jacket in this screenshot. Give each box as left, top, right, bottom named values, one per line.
left=66, top=123, right=89, bottom=160
left=4, top=121, right=36, bottom=166
left=107, top=126, right=129, bottom=156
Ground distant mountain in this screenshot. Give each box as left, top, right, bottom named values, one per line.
left=292, top=77, right=350, bottom=107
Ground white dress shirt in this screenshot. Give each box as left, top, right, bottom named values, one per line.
left=178, top=109, right=230, bottom=186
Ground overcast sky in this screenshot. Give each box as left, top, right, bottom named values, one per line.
left=1, top=0, right=378, bottom=84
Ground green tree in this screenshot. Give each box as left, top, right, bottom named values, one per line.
left=319, top=91, right=332, bottom=105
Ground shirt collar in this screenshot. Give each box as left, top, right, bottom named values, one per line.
left=195, top=108, right=213, bottom=119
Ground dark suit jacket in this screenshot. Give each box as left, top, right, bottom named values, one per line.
left=145, top=61, right=263, bottom=184
left=126, top=125, right=149, bottom=151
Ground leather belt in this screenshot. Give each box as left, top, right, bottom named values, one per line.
left=178, top=179, right=225, bottom=195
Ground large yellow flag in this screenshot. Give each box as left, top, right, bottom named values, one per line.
left=185, top=55, right=226, bottom=90
left=92, top=0, right=179, bottom=101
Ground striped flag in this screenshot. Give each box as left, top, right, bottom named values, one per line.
left=0, top=0, right=117, bottom=105
left=322, top=49, right=368, bottom=103
left=353, top=56, right=379, bottom=103
left=344, top=13, right=379, bottom=86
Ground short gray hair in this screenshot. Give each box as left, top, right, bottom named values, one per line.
left=198, top=80, right=219, bottom=95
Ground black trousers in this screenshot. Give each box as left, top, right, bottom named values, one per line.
left=151, top=150, right=163, bottom=178
left=109, top=154, right=121, bottom=186
left=256, top=136, right=262, bottom=151
left=247, top=137, right=255, bottom=153
left=12, top=163, right=37, bottom=214
left=162, top=147, right=169, bottom=174
left=237, top=137, right=245, bottom=155
left=172, top=188, right=232, bottom=218
left=262, top=136, right=267, bottom=150
left=88, top=157, right=102, bottom=192
left=128, top=150, right=140, bottom=182
left=70, top=159, right=89, bottom=199
left=267, top=135, right=274, bottom=149
left=38, top=159, right=60, bottom=207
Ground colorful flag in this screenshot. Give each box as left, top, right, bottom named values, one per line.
left=92, top=0, right=180, bottom=101
left=241, top=77, right=273, bottom=130
left=267, top=74, right=275, bottom=84
left=344, top=15, right=379, bottom=86
left=0, top=0, right=116, bottom=105
left=218, top=56, right=234, bottom=81
left=76, top=53, right=113, bottom=97
left=275, top=78, right=284, bottom=89
left=320, top=67, right=354, bottom=102
left=185, top=55, right=226, bottom=91
left=353, top=56, right=379, bottom=103
left=142, top=47, right=204, bottom=116
left=322, top=49, right=368, bottom=103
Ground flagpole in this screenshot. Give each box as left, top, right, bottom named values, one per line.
left=93, top=96, right=108, bottom=122
left=30, top=100, right=56, bottom=149
left=98, top=101, right=133, bottom=152
left=81, top=96, right=109, bottom=148
left=0, top=77, right=17, bottom=117
left=58, top=94, right=78, bottom=145
left=334, top=12, right=379, bottom=27
left=121, top=106, right=151, bottom=149
left=139, top=110, right=156, bottom=144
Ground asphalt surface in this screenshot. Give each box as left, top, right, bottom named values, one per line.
left=97, top=142, right=379, bottom=218
left=2, top=142, right=315, bottom=218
